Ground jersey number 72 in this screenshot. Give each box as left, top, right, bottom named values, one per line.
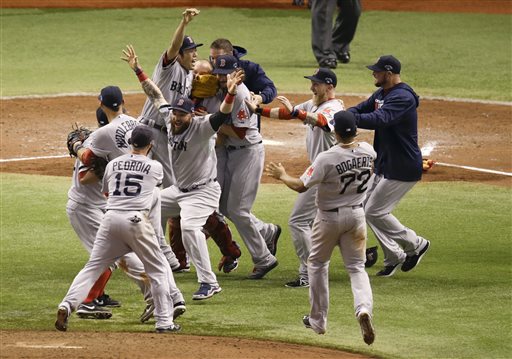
left=339, top=169, right=371, bottom=194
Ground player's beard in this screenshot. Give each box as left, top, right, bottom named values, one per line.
left=312, top=93, right=328, bottom=106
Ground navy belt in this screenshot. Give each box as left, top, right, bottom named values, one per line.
left=140, top=118, right=167, bottom=133
left=179, top=178, right=217, bottom=193
left=326, top=204, right=363, bottom=212
left=226, top=140, right=262, bottom=150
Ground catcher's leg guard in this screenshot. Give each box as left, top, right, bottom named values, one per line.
left=168, top=217, right=188, bottom=270
left=204, top=212, right=241, bottom=259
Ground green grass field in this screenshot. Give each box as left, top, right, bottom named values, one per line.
left=1, top=6, right=511, bottom=359
left=1, top=173, right=511, bottom=358
left=1, top=8, right=511, bottom=100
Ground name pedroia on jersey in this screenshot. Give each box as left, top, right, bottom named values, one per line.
left=112, top=159, right=151, bottom=174
left=336, top=156, right=374, bottom=174
left=115, top=120, right=138, bottom=149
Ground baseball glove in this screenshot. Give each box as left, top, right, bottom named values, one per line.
left=191, top=74, right=219, bottom=98
left=66, top=124, right=92, bottom=157
left=90, top=155, right=108, bottom=179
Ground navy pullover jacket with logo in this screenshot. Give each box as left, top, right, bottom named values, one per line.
left=348, top=83, right=422, bottom=182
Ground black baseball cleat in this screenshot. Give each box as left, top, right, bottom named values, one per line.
left=365, top=246, right=378, bottom=268
left=267, top=224, right=282, bottom=256
left=319, top=59, right=337, bottom=69
left=402, top=240, right=430, bottom=272
left=156, top=324, right=181, bottom=333
left=376, top=262, right=402, bottom=277
left=173, top=301, right=186, bottom=320
left=337, top=52, right=351, bottom=64
left=55, top=307, right=70, bottom=332
left=302, top=315, right=312, bottom=329
left=285, top=277, right=309, bottom=288
left=247, top=260, right=278, bottom=280
left=76, top=302, right=112, bottom=319
left=95, top=293, right=121, bottom=308
left=140, top=302, right=154, bottom=323
left=357, top=312, right=376, bottom=345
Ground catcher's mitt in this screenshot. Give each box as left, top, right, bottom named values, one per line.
left=67, top=124, right=92, bottom=157
left=90, top=155, right=108, bottom=179
left=365, top=246, right=378, bottom=268
left=191, top=74, right=219, bottom=99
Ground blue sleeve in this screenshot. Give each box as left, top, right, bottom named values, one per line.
left=242, top=61, right=277, bottom=104
left=351, top=93, right=416, bottom=129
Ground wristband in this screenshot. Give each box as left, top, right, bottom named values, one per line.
left=225, top=93, right=235, bottom=104
left=135, top=67, right=148, bottom=82
left=296, top=110, right=307, bottom=121
left=290, top=109, right=299, bottom=118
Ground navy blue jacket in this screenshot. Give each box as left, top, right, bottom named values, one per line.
left=348, top=83, right=422, bottom=181
left=233, top=46, right=277, bottom=104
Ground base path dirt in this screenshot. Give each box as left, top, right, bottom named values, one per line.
left=1, top=93, right=511, bottom=187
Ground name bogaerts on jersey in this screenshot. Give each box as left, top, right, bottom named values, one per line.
left=336, top=156, right=374, bottom=174
left=115, top=120, right=138, bottom=149
left=112, top=159, right=152, bottom=174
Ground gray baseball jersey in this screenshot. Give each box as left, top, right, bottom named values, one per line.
left=140, top=53, right=193, bottom=127
left=301, top=141, right=376, bottom=335
left=89, top=114, right=139, bottom=161
left=293, top=98, right=344, bottom=162
left=301, top=142, right=376, bottom=209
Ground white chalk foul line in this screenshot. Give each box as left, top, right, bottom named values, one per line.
left=435, top=162, right=512, bottom=177
left=6, top=342, right=83, bottom=349
left=0, top=154, right=69, bottom=163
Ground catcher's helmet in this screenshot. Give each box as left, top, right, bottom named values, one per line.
left=365, top=246, right=378, bottom=268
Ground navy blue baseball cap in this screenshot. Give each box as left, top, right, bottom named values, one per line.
left=170, top=97, right=195, bottom=114
left=96, top=107, right=109, bottom=127
left=180, top=35, right=203, bottom=52
left=334, top=111, right=357, bottom=138
left=367, top=55, right=401, bottom=74
left=129, top=126, right=153, bottom=148
left=212, top=55, right=239, bottom=75
left=304, top=68, right=337, bottom=87
left=98, top=86, right=123, bottom=110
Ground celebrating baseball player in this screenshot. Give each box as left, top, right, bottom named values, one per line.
left=200, top=54, right=279, bottom=279
left=246, top=68, right=344, bottom=288
left=122, top=44, right=243, bottom=299
left=266, top=110, right=376, bottom=345
left=57, top=126, right=182, bottom=333
left=209, top=38, right=282, bottom=255
left=348, top=55, right=430, bottom=277
left=66, top=86, right=185, bottom=323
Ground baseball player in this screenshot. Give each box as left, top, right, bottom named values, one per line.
left=209, top=38, right=282, bottom=253
left=69, top=86, right=185, bottom=322
left=138, top=8, right=200, bottom=188
left=348, top=55, right=430, bottom=277
left=122, top=44, right=242, bottom=299
left=201, top=54, right=278, bottom=279
left=266, top=111, right=376, bottom=345
left=247, top=67, right=344, bottom=288
left=56, top=126, right=181, bottom=333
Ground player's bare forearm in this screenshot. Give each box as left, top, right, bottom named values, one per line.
left=167, top=8, right=200, bottom=59
left=141, top=79, right=168, bottom=110
left=219, top=71, right=243, bottom=114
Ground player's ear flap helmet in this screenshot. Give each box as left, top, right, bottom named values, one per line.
left=129, top=126, right=154, bottom=148
left=334, top=111, right=357, bottom=138
left=96, top=107, right=109, bottom=127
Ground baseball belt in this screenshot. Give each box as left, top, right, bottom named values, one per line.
left=226, top=140, right=263, bottom=151
left=179, top=178, right=217, bottom=193
left=325, top=203, right=363, bottom=212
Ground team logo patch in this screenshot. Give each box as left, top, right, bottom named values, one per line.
left=220, top=58, right=226, bottom=67
left=129, top=215, right=142, bottom=223
left=306, top=166, right=314, bottom=177
left=237, top=109, right=248, bottom=120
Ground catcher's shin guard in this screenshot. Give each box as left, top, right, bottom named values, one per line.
left=168, top=217, right=188, bottom=269
left=204, top=212, right=241, bottom=259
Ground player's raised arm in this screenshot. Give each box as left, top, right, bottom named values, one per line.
left=209, top=71, right=244, bottom=132
left=166, top=8, right=200, bottom=61
left=122, top=45, right=168, bottom=110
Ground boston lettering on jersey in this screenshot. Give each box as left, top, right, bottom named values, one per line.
left=115, top=120, right=138, bottom=149
left=112, top=159, right=151, bottom=174
left=170, top=81, right=186, bottom=95
left=336, top=156, right=374, bottom=174
left=169, top=139, right=187, bottom=151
